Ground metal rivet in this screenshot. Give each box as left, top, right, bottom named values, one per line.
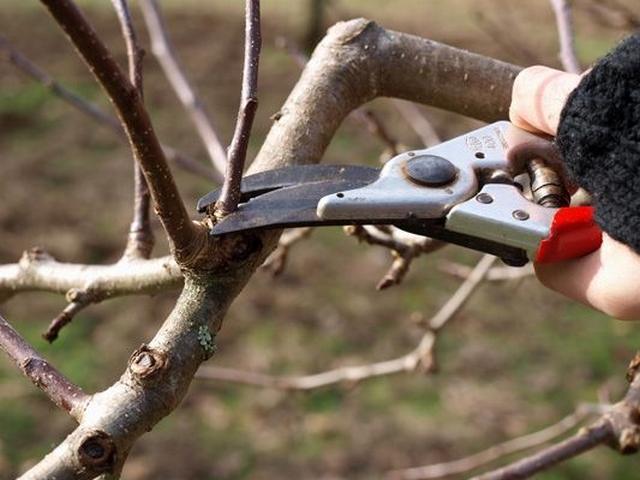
left=513, top=209, right=530, bottom=221
left=476, top=193, right=493, bottom=204
left=408, top=152, right=416, bottom=157
left=336, top=192, right=344, bottom=198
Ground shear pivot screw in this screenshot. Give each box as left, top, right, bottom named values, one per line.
left=476, top=193, right=493, bottom=204
left=512, top=209, right=530, bottom=221
left=404, top=155, right=457, bottom=187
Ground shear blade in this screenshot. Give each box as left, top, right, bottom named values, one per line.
left=209, top=176, right=379, bottom=235
left=197, top=165, right=379, bottom=213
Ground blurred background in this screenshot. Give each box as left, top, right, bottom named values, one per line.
left=1, top=1, right=639, bottom=478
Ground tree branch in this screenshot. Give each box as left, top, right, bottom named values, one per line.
left=0, top=314, right=87, bottom=421
left=549, top=0, right=581, bottom=74
left=111, top=0, right=155, bottom=261
left=139, top=0, right=228, bottom=175
left=345, top=225, right=445, bottom=290
left=0, top=249, right=181, bottom=303
left=390, top=404, right=607, bottom=480
left=39, top=0, right=200, bottom=263
left=473, top=421, right=613, bottom=480
left=216, top=0, right=262, bottom=216
left=0, top=34, right=216, bottom=181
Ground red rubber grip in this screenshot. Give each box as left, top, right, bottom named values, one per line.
left=535, top=207, right=602, bottom=263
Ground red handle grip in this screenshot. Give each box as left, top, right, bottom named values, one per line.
left=535, top=207, right=602, bottom=263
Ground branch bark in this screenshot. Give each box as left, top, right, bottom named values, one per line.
left=0, top=314, right=87, bottom=421
left=0, top=249, right=181, bottom=303
left=111, top=0, right=155, bottom=261
left=549, top=0, right=582, bottom=74
left=39, top=0, right=200, bottom=264
left=216, top=0, right=262, bottom=215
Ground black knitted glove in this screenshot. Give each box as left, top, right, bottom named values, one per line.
left=556, top=32, right=640, bottom=253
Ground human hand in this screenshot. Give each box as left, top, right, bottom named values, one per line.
left=510, top=66, right=640, bottom=320
left=510, top=65, right=581, bottom=135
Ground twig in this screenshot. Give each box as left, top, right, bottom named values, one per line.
left=216, top=0, right=262, bottom=215
left=0, top=314, right=87, bottom=420
left=261, top=227, right=313, bottom=276
left=111, top=0, right=155, bottom=261
left=350, top=108, right=400, bottom=157
left=197, top=255, right=495, bottom=390
left=0, top=35, right=216, bottom=181
left=345, top=225, right=446, bottom=290
left=390, top=404, right=607, bottom=479
left=439, top=261, right=534, bottom=282
left=549, top=0, right=581, bottom=74
left=42, top=288, right=103, bottom=342
left=472, top=421, right=613, bottom=480
left=40, top=0, right=199, bottom=263
left=139, top=0, right=228, bottom=175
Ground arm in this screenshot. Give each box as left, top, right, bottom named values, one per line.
left=510, top=33, right=640, bottom=320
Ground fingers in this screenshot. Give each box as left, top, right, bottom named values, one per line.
left=534, top=234, right=640, bottom=320
left=510, top=66, right=582, bottom=136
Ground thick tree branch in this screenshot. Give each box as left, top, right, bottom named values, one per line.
left=111, top=0, right=155, bottom=261
left=139, top=0, right=228, bottom=175
left=216, top=0, right=262, bottom=215
left=0, top=314, right=87, bottom=421
left=39, top=0, right=200, bottom=263
left=549, top=0, right=581, bottom=74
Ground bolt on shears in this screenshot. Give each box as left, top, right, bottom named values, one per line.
left=198, top=122, right=602, bottom=267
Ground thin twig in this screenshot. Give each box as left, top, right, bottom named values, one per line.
left=111, top=0, right=155, bottom=261
left=139, top=0, right=228, bottom=175
left=472, top=421, right=613, bottom=480
left=197, top=255, right=495, bottom=390
left=345, top=225, right=446, bottom=290
left=40, top=0, right=199, bottom=264
left=42, top=287, right=103, bottom=342
left=0, top=314, right=87, bottom=420
left=350, top=108, right=400, bottom=157
left=261, top=227, right=313, bottom=276
left=439, top=261, right=534, bottom=282
left=0, top=34, right=216, bottom=181
left=216, top=0, right=262, bottom=215
left=390, top=404, right=607, bottom=480
left=549, top=0, right=581, bottom=74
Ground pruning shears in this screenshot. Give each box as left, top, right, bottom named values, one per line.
left=198, top=122, right=602, bottom=267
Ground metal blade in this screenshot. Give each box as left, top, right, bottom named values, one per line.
left=209, top=177, right=379, bottom=235
left=197, top=165, right=379, bottom=213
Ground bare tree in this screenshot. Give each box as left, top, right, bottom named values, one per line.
left=1, top=1, right=638, bottom=479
